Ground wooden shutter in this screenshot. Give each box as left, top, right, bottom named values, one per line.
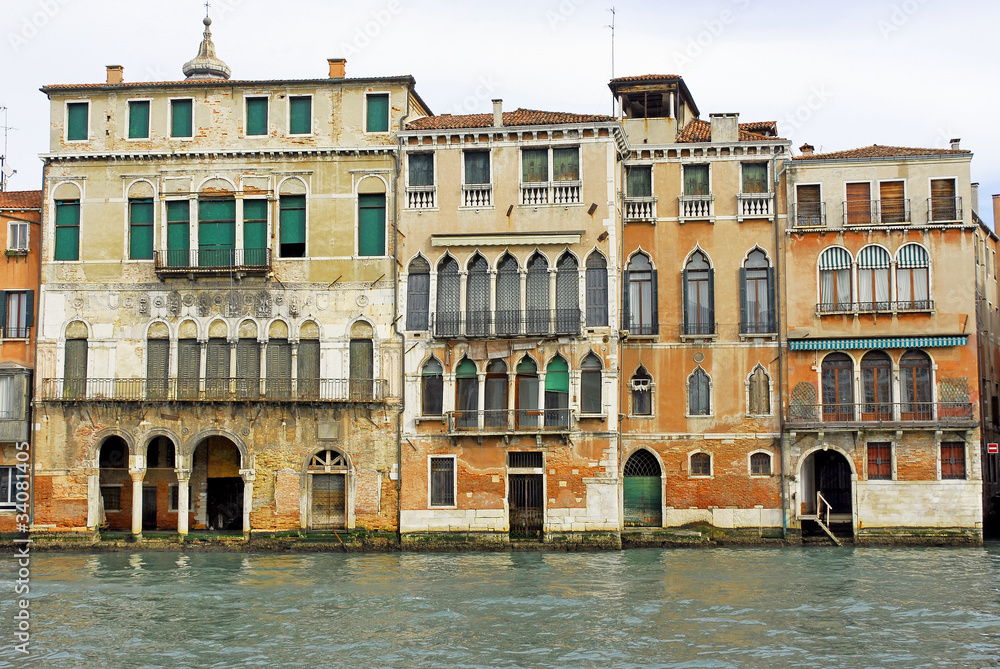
left=246, top=98, right=268, bottom=135
left=54, top=200, right=80, bottom=261
left=236, top=339, right=260, bottom=398
left=366, top=94, right=389, bottom=132
left=931, top=179, right=957, bottom=221
left=738, top=268, right=747, bottom=332
left=0, top=291, right=6, bottom=335
left=406, top=271, right=430, bottom=331
left=242, top=199, right=268, bottom=266
left=289, top=96, right=311, bottom=134
left=879, top=180, right=905, bottom=223
left=845, top=182, right=871, bottom=225
left=171, top=99, right=192, bottom=138
left=177, top=339, right=200, bottom=399
left=166, top=201, right=190, bottom=267
left=198, top=199, right=236, bottom=267
left=766, top=268, right=776, bottom=331
left=147, top=339, right=169, bottom=399
left=129, top=198, right=154, bottom=260
left=65, top=338, right=88, bottom=398
left=650, top=269, right=659, bottom=333
left=358, top=194, right=386, bottom=257
left=266, top=339, right=292, bottom=398
left=67, top=102, right=88, bottom=141
left=205, top=338, right=229, bottom=399
left=297, top=339, right=320, bottom=399
left=796, top=184, right=821, bottom=225
left=278, top=195, right=305, bottom=257
left=349, top=339, right=374, bottom=400
left=128, top=101, right=150, bottom=138
left=707, top=269, right=715, bottom=331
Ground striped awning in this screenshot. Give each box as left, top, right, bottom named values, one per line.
left=896, top=243, right=929, bottom=268
left=819, top=247, right=852, bottom=270
left=789, top=335, right=968, bottom=351
left=857, top=245, right=891, bottom=269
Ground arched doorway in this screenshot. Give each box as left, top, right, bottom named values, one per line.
left=307, top=449, right=349, bottom=529
left=191, top=436, right=244, bottom=531
left=98, top=436, right=131, bottom=531
left=800, top=449, right=853, bottom=520
left=623, top=450, right=662, bottom=527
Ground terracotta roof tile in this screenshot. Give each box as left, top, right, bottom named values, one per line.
left=793, top=145, right=971, bottom=160
left=41, top=76, right=417, bottom=91
left=406, top=108, right=614, bottom=131
left=609, top=74, right=683, bottom=83
left=0, top=190, right=42, bottom=210
left=676, top=119, right=782, bottom=143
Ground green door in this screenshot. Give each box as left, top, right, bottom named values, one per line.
left=623, top=450, right=662, bottom=527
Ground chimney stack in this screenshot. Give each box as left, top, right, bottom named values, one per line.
left=799, top=143, right=815, bottom=156
left=993, top=194, right=1000, bottom=229
left=709, top=113, right=739, bottom=143
left=950, top=138, right=961, bottom=150
left=106, top=65, right=124, bottom=85
left=972, top=183, right=980, bottom=216
left=492, top=99, right=503, bottom=128
left=328, top=58, right=346, bottom=79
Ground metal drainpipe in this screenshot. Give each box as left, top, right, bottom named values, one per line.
left=773, top=153, right=788, bottom=539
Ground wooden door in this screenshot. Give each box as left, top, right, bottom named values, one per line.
left=311, top=474, right=346, bottom=528
left=142, top=486, right=158, bottom=531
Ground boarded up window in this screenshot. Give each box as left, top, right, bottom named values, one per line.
left=128, top=100, right=150, bottom=139
left=289, top=96, right=311, bottom=135
left=170, top=99, right=193, bottom=138
left=366, top=94, right=389, bottom=132
left=279, top=195, right=305, bottom=258
left=358, top=194, right=385, bottom=257
left=54, top=199, right=80, bottom=261
left=129, top=198, right=154, bottom=260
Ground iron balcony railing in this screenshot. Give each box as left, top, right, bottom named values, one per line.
left=792, top=202, right=826, bottom=228
left=39, top=377, right=388, bottom=403
left=446, top=409, right=575, bottom=434
left=623, top=322, right=659, bottom=337
left=786, top=402, right=975, bottom=427
left=1, top=326, right=31, bottom=339
left=740, top=316, right=777, bottom=335
left=927, top=196, right=963, bottom=223
left=817, top=300, right=934, bottom=315
left=679, top=322, right=718, bottom=337
left=153, top=248, right=271, bottom=275
left=432, top=309, right=582, bottom=339
left=843, top=199, right=913, bottom=226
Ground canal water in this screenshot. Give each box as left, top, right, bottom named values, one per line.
left=2, top=545, right=999, bottom=668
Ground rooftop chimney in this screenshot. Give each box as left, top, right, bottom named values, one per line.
left=328, top=58, right=346, bottom=79
left=709, top=113, right=739, bottom=143
left=993, top=194, right=1000, bottom=229
left=492, top=99, right=503, bottom=127
left=799, top=143, right=815, bottom=156
left=950, top=138, right=961, bottom=150
left=106, top=65, right=124, bottom=85
left=971, top=182, right=979, bottom=216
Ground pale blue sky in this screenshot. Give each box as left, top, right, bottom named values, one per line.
left=2, top=0, right=997, bottom=225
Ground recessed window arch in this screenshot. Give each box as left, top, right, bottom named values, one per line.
left=857, top=245, right=891, bottom=311
left=146, top=321, right=169, bottom=400
left=741, top=248, right=775, bottom=334
left=421, top=357, right=443, bottom=417
left=896, top=243, right=930, bottom=309
left=436, top=255, right=460, bottom=336
left=515, top=356, right=539, bottom=429
left=900, top=349, right=932, bottom=420
left=349, top=321, right=375, bottom=400
left=625, top=251, right=656, bottom=335
left=580, top=353, right=603, bottom=415
left=64, top=320, right=89, bottom=398
left=630, top=366, right=653, bottom=416
left=819, top=246, right=853, bottom=311
left=690, top=451, right=712, bottom=477
left=747, top=364, right=771, bottom=415
left=861, top=351, right=893, bottom=420
left=466, top=253, right=491, bottom=336
left=683, top=250, right=714, bottom=336
left=687, top=366, right=711, bottom=416
left=496, top=253, right=521, bottom=336
left=526, top=252, right=550, bottom=334
left=357, top=176, right=386, bottom=257
left=544, top=355, right=570, bottom=428
left=406, top=255, right=430, bottom=331
left=750, top=451, right=772, bottom=476
left=585, top=251, right=609, bottom=327
left=455, top=358, right=479, bottom=429
left=555, top=252, right=579, bottom=334
left=822, top=352, right=854, bottom=421
left=484, top=359, right=509, bottom=428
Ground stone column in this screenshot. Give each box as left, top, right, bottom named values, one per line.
left=86, top=468, right=100, bottom=530
left=477, top=372, right=486, bottom=430
left=129, top=469, right=145, bottom=536
left=175, top=468, right=191, bottom=536
left=240, top=468, right=255, bottom=535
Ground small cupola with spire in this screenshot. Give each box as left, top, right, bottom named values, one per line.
left=182, top=11, right=231, bottom=81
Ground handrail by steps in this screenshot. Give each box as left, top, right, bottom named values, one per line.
left=815, top=491, right=843, bottom=547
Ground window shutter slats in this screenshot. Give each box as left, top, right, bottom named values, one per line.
left=621, top=270, right=630, bottom=330
left=739, top=268, right=747, bottom=331
left=650, top=269, right=659, bottom=331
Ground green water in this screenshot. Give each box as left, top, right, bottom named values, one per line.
left=2, top=546, right=999, bottom=668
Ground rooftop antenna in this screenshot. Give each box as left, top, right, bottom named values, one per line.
left=0, top=107, right=15, bottom=192
left=607, top=7, right=616, bottom=116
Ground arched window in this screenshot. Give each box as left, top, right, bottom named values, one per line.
left=631, top=366, right=652, bottom=416
left=235, top=320, right=260, bottom=400
left=822, top=352, right=854, bottom=421
left=580, top=353, right=603, bottom=415
left=623, top=449, right=661, bottom=527
left=688, top=367, right=711, bottom=415
left=526, top=253, right=550, bottom=334
left=484, top=359, right=508, bottom=428
left=406, top=256, right=430, bottom=331
left=900, top=350, right=932, bottom=420
left=748, top=365, right=770, bottom=415
left=436, top=256, right=460, bottom=336
left=555, top=253, right=579, bottom=334
left=741, top=249, right=774, bottom=334
left=861, top=351, right=893, bottom=420
left=544, top=356, right=570, bottom=428
left=349, top=322, right=374, bottom=400
left=515, top=357, right=539, bottom=429
left=455, top=358, right=478, bottom=429
left=625, top=252, right=656, bottom=335
left=896, top=244, right=930, bottom=310
left=585, top=252, right=609, bottom=327
left=495, top=253, right=521, bottom=336
left=690, top=452, right=711, bottom=476
left=683, top=251, right=714, bottom=336
left=819, top=247, right=852, bottom=311
left=466, top=254, right=491, bottom=336
left=857, top=246, right=891, bottom=311
left=750, top=452, right=772, bottom=476
left=421, top=357, right=443, bottom=416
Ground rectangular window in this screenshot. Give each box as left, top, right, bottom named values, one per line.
left=464, top=151, right=490, bottom=184
left=358, top=194, right=386, bottom=256
left=429, top=456, right=455, bottom=506
left=941, top=442, right=966, bottom=479
left=2, top=291, right=32, bottom=338
left=0, top=466, right=14, bottom=508
left=198, top=199, right=236, bottom=267
left=166, top=201, right=190, bottom=267
left=409, top=153, right=434, bottom=186
left=177, top=339, right=200, bottom=400
left=507, top=452, right=543, bottom=468
left=867, top=442, right=892, bottom=480
left=147, top=339, right=169, bottom=399
left=279, top=195, right=305, bottom=257
left=266, top=339, right=292, bottom=398
left=169, top=485, right=193, bottom=512
left=750, top=452, right=771, bottom=476
left=683, top=164, right=709, bottom=196
left=128, top=100, right=150, bottom=139
left=243, top=199, right=268, bottom=266
left=742, top=162, right=768, bottom=193
left=8, top=221, right=28, bottom=251
left=879, top=180, right=906, bottom=223
left=627, top=166, right=652, bottom=197
left=236, top=338, right=260, bottom=399
left=0, top=375, right=21, bottom=419
left=846, top=182, right=872, bottom=225
left=170, top=99, right=193, bottom=138
left=66, top=102, right=89, bottom=141
left=297, top=339, right=320, bottom=399
left=205, top=338, right=230, bottom=399
left=246, top=97, right=268, bottom=136
left=54, top=199, right=80, bottom=260
left=522, top=149, right=547, bottom=183
left=129, top=197, right=154, bottom=260
left=930, top=178, right=958, bottom=221
left=366, top=93, right=389, bottom=132
left=100, top=485, right=122, bottom=512
left=289, top=96, right=312, bottom=135
left=552, top=148, right=579, bottom=181
left=796, top=184, right=822, bottom=226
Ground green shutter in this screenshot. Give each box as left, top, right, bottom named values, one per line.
left=129, top=198, right=154, bottom=260
left=65, top=338, right=88, bottom=398
left=0, top=291, right=6, bottom=333
left=246, top=98, right=268, bottom=136
left=297, top=339, right=320, bottom=398
left=198, top=199, right=236, bottom=266
left=243, top=199, right=268, bottom=265
left=366, top=94, right=389, bottom=132
left=206, top=338, right=230, bottom=399
left=350, top=339, right=374, bottom=399
left=166, top=201, right=190, bottom=267
left=552, top=148, right=579, bottom=181
left=177, top=339, right=201, bottom=399
left=54, top=200, right=80, bottom=261
left=358, top=194, right=385, bottom=257
left=266, top=339, right=292, bottom=397
left=545, top=357, right=569, bottom=393
left=522, top=149, right=547, bottom=182
left=171, top=99, right=193, bottom=138
left=129, top=101, right=150, bottom=139
left=67, top=103, right=88, bottom=141
left=289, top=96, right=311, bottom=134
left=236, top=338, right=260, bottom=398
left=147, top=339, right=169, bottom=399
left=279, top=195, right=306, bottom=245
